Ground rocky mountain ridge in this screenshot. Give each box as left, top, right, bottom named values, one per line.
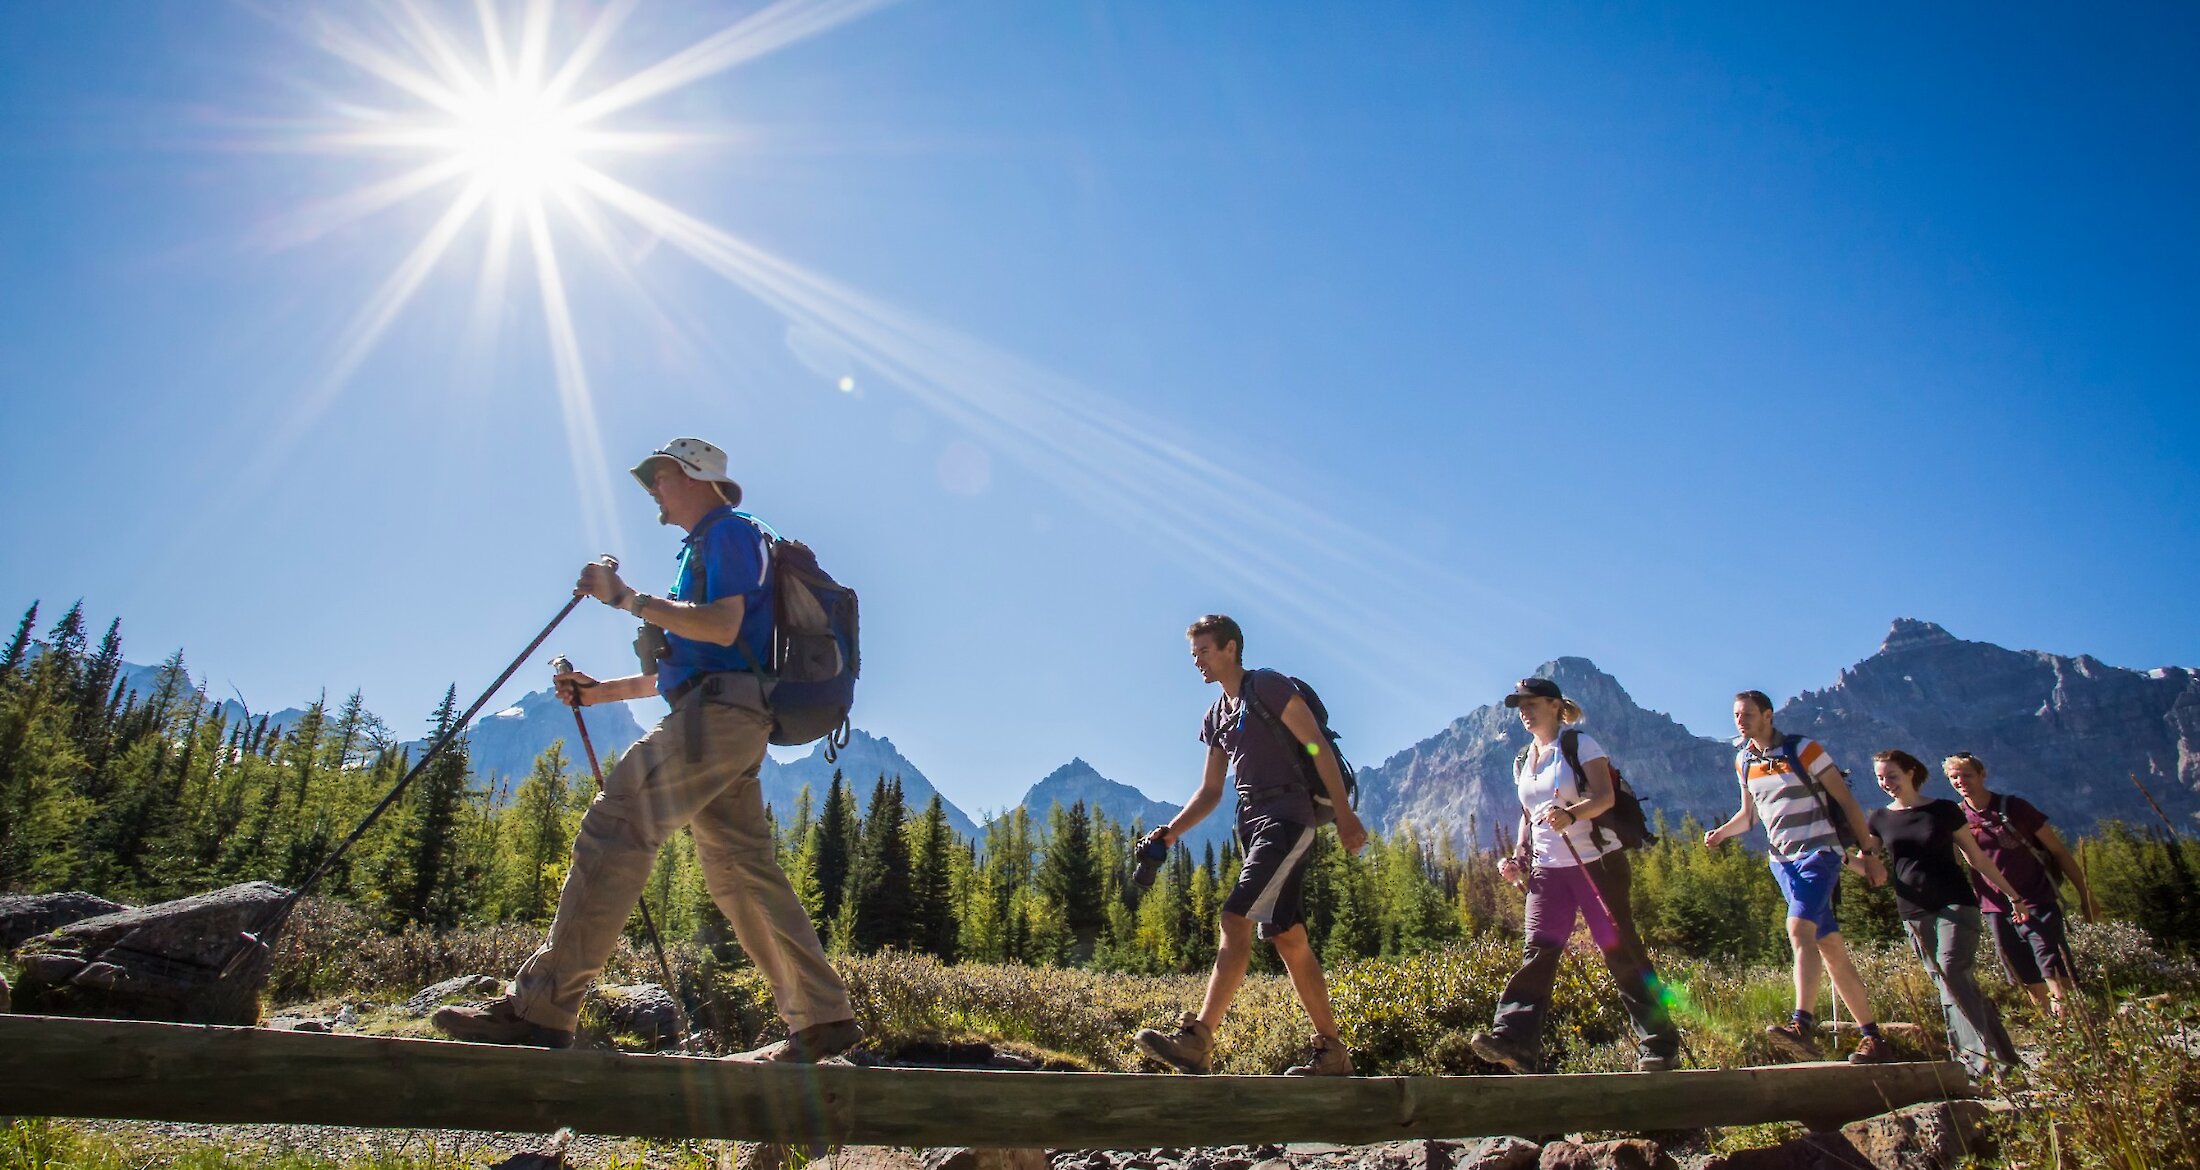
left=102, top=618, right=2200, bottom=846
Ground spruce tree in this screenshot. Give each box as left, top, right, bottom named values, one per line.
left=0, top=601, right=37, bottom=684
left=801, top=770, right=856, bottom=931
left=1039, top=800, right=1104, bottom=959
left=848, top=777, right=914, bottom=952
left=908, top=793, right=960, bottom=959
left=390, top=686, right=473, bottom=930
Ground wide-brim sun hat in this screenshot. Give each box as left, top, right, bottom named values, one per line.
left=632, top=437, right=741, bottom=508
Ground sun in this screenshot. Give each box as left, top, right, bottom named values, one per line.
left=445, top=84, right=583, bottom=205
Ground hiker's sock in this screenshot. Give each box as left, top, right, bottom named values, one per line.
left=1792, top=1009, right=1816, bottom=1030
left=1858, top=1022, right=1881, bottom=1039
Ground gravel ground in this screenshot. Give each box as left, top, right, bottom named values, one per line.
left=61, top=1118, right=744, bottom=1168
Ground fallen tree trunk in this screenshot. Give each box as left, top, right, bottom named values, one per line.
left=0, top=1014, right=1973, bottom=1145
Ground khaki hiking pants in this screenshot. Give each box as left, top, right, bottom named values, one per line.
left=512, top=681, right=852, bottom=1032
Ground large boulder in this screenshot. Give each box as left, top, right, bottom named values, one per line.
left=6, top=881, right=289, bottom=1024
left=1537, top=1140, right=1674, bottom=1170
left=0, top=892, right=128, bottom=951
left=1702, top=1100, right=2006, bottom=1169
left=591, top=982, right=683, bottom=1046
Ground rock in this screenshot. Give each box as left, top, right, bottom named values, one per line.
left=5, top=881, right=287, bottom=1025
left=592, top=982, right=683, bottom=1045
left=925, top=1149, right=1049, bottom=1170
left=0, top=892, right=128, bottom=951
left=1701, top=1100, right=2006, bottom=1169
left=1538, top=1139, right=1673, bottom=1170
left=1460, top=1138, right=1540, bottom=1170
left=401, top=973, right=505, bottom=1016
left=334, top=1003, right=360, bottom=1029
left=1351, top=622, right=2200, bottom=847
left=1250, top=1159, right=1294, bottom=1170
left=487, top=1127, right=574, bottom=1170
left=1836, top=1100, right=1999, bottom=1169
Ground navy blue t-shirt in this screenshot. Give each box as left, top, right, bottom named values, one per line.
left=1202, top=669, right=1318, bottom=826
left=656, top=506, right=775, bottom=701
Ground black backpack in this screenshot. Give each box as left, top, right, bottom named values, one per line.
left=1239, top=669, right=1359, bottom=826
left=1513, top=728, right=1656, bottom=851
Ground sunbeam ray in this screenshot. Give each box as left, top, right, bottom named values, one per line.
left=568, top=168, right=1534, bottom=698
left=312, top=13, right=468, bottom=115
left=523, top=197, right=623, bottom=556
left=255, top=156, right=471, bottom=249
left=541, top=0, right=637, bottom=105
left=562, top=0, right=904, bottom=127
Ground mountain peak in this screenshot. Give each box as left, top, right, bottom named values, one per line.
left=1881, top=618, right=1957, bottom=654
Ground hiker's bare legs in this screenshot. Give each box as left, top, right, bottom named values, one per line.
left=1271, top=923, right=1339, bottom=1037
left=1818, top=933, right=1876, bottom=1025
left=1197, top=912, right=1256, bottom=1032
left=1789, top=916, right=1824, bottom=1010
left=2045, top=975, right=2078, bottom=1016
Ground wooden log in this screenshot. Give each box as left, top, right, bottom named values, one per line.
left=0, top=1015, right=1973, bottom=1146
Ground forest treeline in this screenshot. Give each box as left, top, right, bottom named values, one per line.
left=5, top=600, right=2198, bottom=974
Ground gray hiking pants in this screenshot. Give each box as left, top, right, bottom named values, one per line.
left=1905, top=905, right=2019, bottom=1076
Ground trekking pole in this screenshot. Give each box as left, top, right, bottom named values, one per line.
left=217, top=558, right=617, bottom=978
left=550, top=652, right=696, bottom=1044
left=1547, top=805, right=1691, bottom=1066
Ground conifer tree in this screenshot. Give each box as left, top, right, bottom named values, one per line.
left=1039, top=800, right=1104, bottom=959
left=800, top=770, right=856, bottom=931
left=503, top=742, right=576, bottom=923
left=846, top=776, right=914, bottom=952
left=908, top=793, right=960, bottom=959
left=0, top=602, right=36, bottom=683
left=386, top=686, right=473, bottom=929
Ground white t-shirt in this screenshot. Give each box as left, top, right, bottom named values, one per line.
left=1514, top=731, right=1618, bottom=868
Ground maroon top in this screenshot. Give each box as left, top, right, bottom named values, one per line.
left=1961, top=793, right=2059, bottom=914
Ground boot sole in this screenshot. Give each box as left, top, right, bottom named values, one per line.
left=1467, top=1036, right=1536, bottom=1075
left=1133, top=1034, right=1211, bottom=1075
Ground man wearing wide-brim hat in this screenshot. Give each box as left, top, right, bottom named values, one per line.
left=434, top=437, right=861, bottom=1061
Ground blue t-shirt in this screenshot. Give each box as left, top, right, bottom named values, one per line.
left=1201, top=669, right=1319, bottom=827
left=655, top=506, right=775, bottom=701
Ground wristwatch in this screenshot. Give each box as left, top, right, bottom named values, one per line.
left=624, top=591, right=651, bottom=617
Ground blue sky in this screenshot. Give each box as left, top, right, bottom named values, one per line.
left=3, top=2, right=2195, bottom=816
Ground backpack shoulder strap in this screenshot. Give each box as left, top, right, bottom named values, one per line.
left=1557, top=728, right=1587, bottom=799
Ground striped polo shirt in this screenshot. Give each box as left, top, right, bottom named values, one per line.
left=1735, top=736, right=1844, bottom=860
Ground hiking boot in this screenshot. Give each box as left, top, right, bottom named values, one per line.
left=431, top=997, right=574, bottom=1049
left=1635, top=1053, right=1677, bottom=1073
left=1284, top=1032, right=1354, bottom=1077
left=729, top=1018, right=865, bottom=1063
left=1467, top=1030, right=1539, bottom=1075
left=1134, top=1013, right=1215, bottom=1075
left=1848, top=1033, right=1894, bottom=1064
left=1763, top=1020, right=1820, bottom=1062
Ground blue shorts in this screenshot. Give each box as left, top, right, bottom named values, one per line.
left=1771, top=849, right=1843, bottom=938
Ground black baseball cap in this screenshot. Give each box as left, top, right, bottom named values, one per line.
left=1502, top=677, right=1564, bottom=708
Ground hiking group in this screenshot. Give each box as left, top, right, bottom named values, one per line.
left=432, top=434, right=2095, bottom=1081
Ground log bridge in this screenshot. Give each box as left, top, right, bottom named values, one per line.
left=0, top=1015, right=1973, bottom=1146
